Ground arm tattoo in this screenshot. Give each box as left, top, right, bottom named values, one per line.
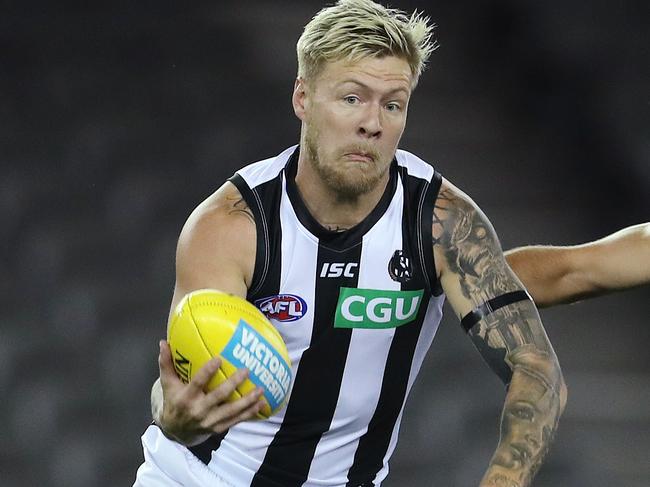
left=475, top=304, right=563, bottom=486
left=433, top=188, right=514, bottom=302
left=227, top=196, right=255, bottom=224
left=433, top=187, right=564, bottom=487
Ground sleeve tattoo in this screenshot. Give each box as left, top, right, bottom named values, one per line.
left=433, top=187, right=565, bottom=487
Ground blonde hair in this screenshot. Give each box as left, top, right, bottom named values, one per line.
left=297, top=0, right=437, bottom=87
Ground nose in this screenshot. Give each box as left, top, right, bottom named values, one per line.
left=525, top=432, right=541, bottom=450
left=357, top=103, right=382, bottom=139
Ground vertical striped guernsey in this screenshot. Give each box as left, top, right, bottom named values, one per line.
left=189, top=145, right=445, bottom=487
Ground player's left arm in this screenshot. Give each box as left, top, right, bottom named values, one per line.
left=505, top=222, right=650, bottom=308
left=432, top=179, right=567, bottom=487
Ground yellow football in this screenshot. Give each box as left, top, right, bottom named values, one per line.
left=167, top=289, right=292, bottom=419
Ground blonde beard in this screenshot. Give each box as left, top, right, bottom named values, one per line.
left=304, top=123, right=390, bottom=201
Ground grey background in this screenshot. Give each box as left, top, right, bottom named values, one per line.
left=1, top=1, right=649, bottom=486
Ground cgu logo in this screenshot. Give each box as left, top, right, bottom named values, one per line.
left=334, top=287, right=424, bottom=329
left=255, top=294, right=308, bottom=322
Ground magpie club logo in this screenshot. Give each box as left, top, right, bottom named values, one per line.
left=388, top=250, right=413, bottom=283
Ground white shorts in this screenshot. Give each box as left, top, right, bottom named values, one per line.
left=133, top=425, right=235, bottom=487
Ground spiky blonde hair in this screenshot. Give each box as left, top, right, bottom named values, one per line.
left=297, top=0, right=437, bottom=87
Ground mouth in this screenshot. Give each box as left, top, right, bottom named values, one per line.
left=509, top=443, right=532, bottom=465
left=343, top=151, right=374, bottom=163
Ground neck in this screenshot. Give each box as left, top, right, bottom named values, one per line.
left=294, top=149, right=391, bottom=231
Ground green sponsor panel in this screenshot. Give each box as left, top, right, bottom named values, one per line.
left=334, top=287, right=425, bottom=329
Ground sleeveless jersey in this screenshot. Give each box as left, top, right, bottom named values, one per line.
left=189, top=145, right=446, bottom=487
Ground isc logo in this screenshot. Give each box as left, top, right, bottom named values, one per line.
left=320, top=262, right=358, bottom=278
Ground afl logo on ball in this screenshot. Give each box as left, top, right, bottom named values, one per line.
left=388, top=250, right=413, bottom=283
left=255, top=294, right=308, bottom=322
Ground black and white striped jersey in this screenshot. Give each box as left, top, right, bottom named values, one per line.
left=189, top=145, right=446, bottom=487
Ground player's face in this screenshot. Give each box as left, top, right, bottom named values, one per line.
left=295, top=56, right=412, bottom=198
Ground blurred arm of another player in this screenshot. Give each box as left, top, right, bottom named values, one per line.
left=150, top=181, right=265, bottom=447
left=432, top=180, right=567, bottom=487
left=505, top=223, right=650, bottom=308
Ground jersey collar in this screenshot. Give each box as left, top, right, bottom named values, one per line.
left=284, top=146, right=398, bottom=248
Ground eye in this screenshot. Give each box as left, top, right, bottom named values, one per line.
left=343, top=95, right=360, bottom=105
left=473, top=225, right=487, bottom=240
left=386, top=102, right=402, bottom=112
left=509, top=405, right=534, bottom=421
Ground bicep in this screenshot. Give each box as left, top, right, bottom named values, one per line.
left=169, top=183, right=256, bottom=327
left=432, top=181, right=523, bottom=317
left=432, top=181, right=559, bottom=383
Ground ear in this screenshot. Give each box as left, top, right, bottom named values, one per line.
left=292, top=77, right=308, bottom=121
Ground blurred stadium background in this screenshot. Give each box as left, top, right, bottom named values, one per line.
left=1, top=1, right=648, bottom=485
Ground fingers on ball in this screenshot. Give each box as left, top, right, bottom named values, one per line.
left=206, top=397, right=266, bottom=433
left=189, top=356, right=223, bottom=391
left=203, top=369, right=248, bottom=405
left=207, top=387, right=264, bottom=422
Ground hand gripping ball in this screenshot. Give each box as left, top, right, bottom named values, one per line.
left=167, top=289, right=292, bottom=419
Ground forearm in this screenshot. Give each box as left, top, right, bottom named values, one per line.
left=584, top=223, right=650, bottom=292
left=480, top=349, right=566, bottom=487
left=506, top=223, right=650, bottom=308
left=505, top=246, right=575, bottom=308
left=465, top=300, right=566, bottom=486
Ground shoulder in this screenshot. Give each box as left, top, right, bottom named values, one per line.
left=432, top=178, right=491, bottom=238
left=181, top=181, right=256, bottom=243
left=431, top=178, right=506, bottom=281
left=176, top=181, right=257, bottom=291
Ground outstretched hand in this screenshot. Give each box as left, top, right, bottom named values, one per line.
left=156, top=339, right=265, bottom=446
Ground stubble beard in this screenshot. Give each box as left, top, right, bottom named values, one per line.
left=304, top=123, right=390, bottom=202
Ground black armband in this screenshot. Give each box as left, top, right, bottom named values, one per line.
left=461, top=290, right=531, bottom=333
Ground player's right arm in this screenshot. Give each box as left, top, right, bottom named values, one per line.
left=505, top=223, right=650, bottom=308
left=151, top=181, right=265, bottom=446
